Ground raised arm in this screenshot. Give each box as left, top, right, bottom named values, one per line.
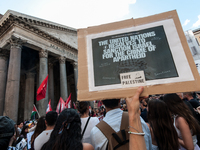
left=126, top=87, right=147, bottom=150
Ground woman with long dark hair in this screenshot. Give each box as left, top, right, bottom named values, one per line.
left=20, top=125, right=29, bottom=140
left=147, top=99, right=179, bottom=150
left=30, top=116, right=46, bottom=150
left=78, top=101, right=99, bottom=144
left=164, top=94, right=200, bottom=150
left=41, top=108, right=93, bottom=150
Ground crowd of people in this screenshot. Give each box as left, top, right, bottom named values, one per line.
left=1, top=87, right=200, bottom=150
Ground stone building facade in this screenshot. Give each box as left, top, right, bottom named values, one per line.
left=185, top=30, right=200, bottom=61
left=0, top=10, right=78, bottom=123
left=193, top=28, right=200, bottom=46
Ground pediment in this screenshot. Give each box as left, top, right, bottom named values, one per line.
left=0, top=10, right=78, bottom=49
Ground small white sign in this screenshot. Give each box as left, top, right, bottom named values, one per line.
left=120, top=71, right=146, bottom=87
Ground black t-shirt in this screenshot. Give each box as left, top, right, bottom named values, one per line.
left=189, top=99, right=200, bottom=109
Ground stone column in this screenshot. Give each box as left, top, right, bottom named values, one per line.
left=24, top=73, right=35, bottom=120
left=4, top=37, right=25, bottom=122
left=0, top=49, right=9, bottom=115
left=37, top=49, right=48, bottom=116
left=72, top=62, right=78, bottom=91
left=36, top=65, right=39, bottom=110
left=59, top=56, right=68, bottom=100
left=48, top=62, right=54, bottom=109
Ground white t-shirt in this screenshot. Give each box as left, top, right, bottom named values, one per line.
left=17, top=127, right=22, bottom=134
left=81, top=117, right=99, bottom=144
left=34, top=129, right=53, bottom=150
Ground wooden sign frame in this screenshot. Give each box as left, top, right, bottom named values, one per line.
left=77, top=10, right=200, bottom=101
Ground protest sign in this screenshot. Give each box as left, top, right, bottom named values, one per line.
left=77, top=10, right=200, bottom=101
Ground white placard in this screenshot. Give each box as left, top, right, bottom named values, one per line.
left=120, top=71, right=146, bottom=87
left=86, top=19, right=194, bottom=92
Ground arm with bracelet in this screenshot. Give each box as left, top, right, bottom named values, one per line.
left=126, top=86, right=147, bottom=150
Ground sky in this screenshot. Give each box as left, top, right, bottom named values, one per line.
left=0, top=0, right=200, bottom=31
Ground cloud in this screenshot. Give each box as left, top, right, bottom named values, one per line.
left=192, top=15, right=200, bottom=28
left=183, top=19, right=190, bottom=26
left=35, top=0, right=137, bottom=28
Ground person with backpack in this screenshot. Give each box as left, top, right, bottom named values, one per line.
left=90, top=87, right=152, bottom=150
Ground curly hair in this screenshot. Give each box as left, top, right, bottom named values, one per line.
left=163, top=93, right=200, bottom=135
left=41, top=109, right=83, bottom=150
left=31, top=116, right=46, bottom=144
left=148, top=99, right=179, bottom=150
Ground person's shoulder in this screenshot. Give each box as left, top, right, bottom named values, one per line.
left=83, top=143, right=94, bottom=150
left=35, top=130, right=45, bottom=142
left=176, top=116, right=186, bottom=122
left=91, top=117, right=100, bottom=122
left=90, top=124, right=105, bottom=139
left=175, top=116, right=190, bottom=130
left=90, top=125, right=98, bottom=135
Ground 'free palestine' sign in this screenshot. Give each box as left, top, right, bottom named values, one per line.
left=120, top=71, right=146, bottom=88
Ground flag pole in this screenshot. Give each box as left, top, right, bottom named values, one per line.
left=34, top=104, right=41, bottom=118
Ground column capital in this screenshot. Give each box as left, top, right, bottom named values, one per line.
left=0, top=48, right=9, bottom=60
left=26, top=72, right=35, bottom=79
left=39, top=49, right=48, bottom=58
left=8, top=36, right=26, bottom=49
left=59, top=56, right=66, bottom=64
left=71, top=61, right=78, bottom=68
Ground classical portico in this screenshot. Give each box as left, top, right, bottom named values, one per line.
left=0, top=10, right=78, bottom=122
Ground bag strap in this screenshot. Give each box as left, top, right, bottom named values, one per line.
left=81, top=116, right=91, bottom=137
left=120, top=112, right=129, bottom=130
left=96, top=120, right=116, bottom=139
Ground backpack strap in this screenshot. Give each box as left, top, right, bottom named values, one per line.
left=96, top=112, right=129, bottom=149
left=120, top=112, right=129, bottom=130
left=96, top=120, right=116, bottom=140
left=118, top=112, right=129, bottom=146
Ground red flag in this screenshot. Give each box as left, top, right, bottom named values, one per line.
left=36, top=75, right=48, bottom=101
left=32, top=105, right=37, bottom=112
left=73, top=102, right=77, bottom=109
left=56, top=99, right=61, bottom=114
left=56, top=97, right=66, bottom=113
left=60, top=98, right=66, bottom=112
left=65, top=93, right=71, bottom=108
left=46, top=99, right=52, bottom=114
left=98, top=101, right=103, bottom=107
